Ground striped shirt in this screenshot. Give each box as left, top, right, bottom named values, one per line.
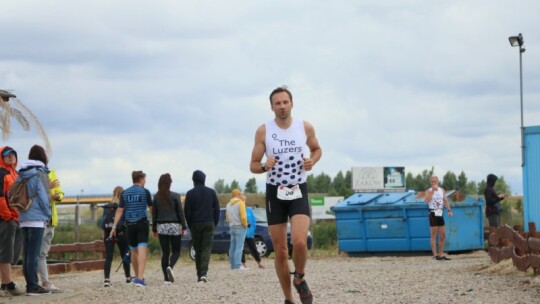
left=119, top=185, right=152, bottom=223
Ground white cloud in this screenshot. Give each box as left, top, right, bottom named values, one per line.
left=1, top=0, right=539, bottom=195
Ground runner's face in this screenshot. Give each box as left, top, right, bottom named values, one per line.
left=430, top=178, right=438, bottom=187
left=271, top=92, right=293, bottom=119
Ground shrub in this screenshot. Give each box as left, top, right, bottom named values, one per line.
left=312, top=221, right=337, bottom=249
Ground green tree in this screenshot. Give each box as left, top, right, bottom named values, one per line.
left=229, top=180, right=241, bottom=192
left=244, top=178, right=258, bottom=193
left=465, top=181, right=478, bottom=195
left=457, top=171, right=467, bottom=191
left=441, top=171, right=458, bottom=190
left=477, top=179, right=486, bottom=195
left=314, top=172, right=332, bottom=193
left=307, top=174, right=317, bottom=193
left=495, top=176, right=511, bottom=194
left=214, top=179, right=226, bottom=193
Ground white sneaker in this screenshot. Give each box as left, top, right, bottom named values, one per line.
left=44, top=283, right=63, bottom=293
left=166, top=266, right=175, bottom=283
left=239, top=266, right=249, bottom=270
left=164, top=281, right=171, bottom=286
left=200, top=276, right=208, bottom=283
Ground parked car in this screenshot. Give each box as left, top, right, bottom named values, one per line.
left=182, top=208, right=312, bottom=260
left=182, top=208, right=273, bottom=260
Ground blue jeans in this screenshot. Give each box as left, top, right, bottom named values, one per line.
left=229, top=226, right=247, bottom=269
left=22, top=227, right=45, bottom=291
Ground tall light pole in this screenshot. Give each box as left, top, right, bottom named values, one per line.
left=508, top=33, right=526, bottom=166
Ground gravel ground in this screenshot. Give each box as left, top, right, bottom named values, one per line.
left=5, top=250, right=540, bottom=304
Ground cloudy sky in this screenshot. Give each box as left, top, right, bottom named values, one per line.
left=1, top=0, right=539, bottom=196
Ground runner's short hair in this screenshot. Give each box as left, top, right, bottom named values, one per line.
left=269, top=85, right=292, bottom=105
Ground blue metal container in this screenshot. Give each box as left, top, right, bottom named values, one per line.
left=523, top=125, right=540, bottom=231
left=331, top=191, right=484, bottom=253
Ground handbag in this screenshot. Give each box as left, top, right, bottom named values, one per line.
left=494, top=202, right=503, bottom=214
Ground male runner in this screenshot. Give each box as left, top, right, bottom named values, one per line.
left=250, top=86, right=322, bottom=304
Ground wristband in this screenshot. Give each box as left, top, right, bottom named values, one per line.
left=112, top=225, right=117, bottom=230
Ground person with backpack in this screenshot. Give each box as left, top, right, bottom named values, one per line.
left=101, top=186, right=131, bottom=287
left=152, top=173, right=187, bottom=285
left=37, top=168, right=64, bottom=293
left=17, top=145, right=51, bottom=295
left=0, top=146, right=25, bottom=297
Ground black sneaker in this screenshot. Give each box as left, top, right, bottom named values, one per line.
left=284, top=300, right=296, bottom=304
left=292, top=272, right=313, bottom=304
left=27, top=286, right=52, bottom=295
left=125, top=277, right=132, bottom=284
left=433, top=256, right=441, bottom=260
left=439, top=256, right=451, bottom=261
left=104, top=279, right=111, bottom=287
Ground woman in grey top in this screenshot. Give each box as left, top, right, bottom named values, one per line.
left=152, top=173, right=186, bottom=284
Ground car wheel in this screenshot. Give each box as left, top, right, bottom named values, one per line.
left=189, top=244, right=196, bottom=261
left=254, top=237, right=269, bottom=257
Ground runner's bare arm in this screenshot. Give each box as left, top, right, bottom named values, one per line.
left=250, top=124, right=270, bottom=173
left=303, top=121, right=322, bottom=171
left=424, top=189, right=433, bottom=203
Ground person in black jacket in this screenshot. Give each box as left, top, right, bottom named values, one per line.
left=152, top=173, right=187, bottom=285
left=184, top=170, right=220, bottom=283
left=101, top=186, right=131, bottom=287
left=484, top=174, right=508, bottom=233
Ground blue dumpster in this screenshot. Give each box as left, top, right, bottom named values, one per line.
left=331, top=191, right=484, bottom=253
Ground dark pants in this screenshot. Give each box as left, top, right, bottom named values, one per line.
left=103, top=231, right=130, bottom=279
left=21, top=227, right=44, bottom=292
left=241, top=237, right=261, bottom=263
left=158, top=234, right=181, bottom=281
left=190, top=223, right=214, bottom=279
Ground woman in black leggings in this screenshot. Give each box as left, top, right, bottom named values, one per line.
left=152, top=174, right=187, bottom=284
left=101, top=186, right=131, bottom=287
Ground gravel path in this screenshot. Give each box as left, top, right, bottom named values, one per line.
left=5, top=250, right=540, bottom=304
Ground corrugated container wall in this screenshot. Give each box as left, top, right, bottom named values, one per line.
left=331, top=191, right=484, bottom=253
left=523, top=126, right=540, bottom=231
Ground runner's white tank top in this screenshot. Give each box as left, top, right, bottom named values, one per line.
left=427, top=188, right=445, bottom=210
left=265, top=118, right=307, bottom=186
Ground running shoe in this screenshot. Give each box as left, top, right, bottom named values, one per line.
left=126, top=277, right=133, bottom=284
left=293, top=277, right=313, bottom=304
left=166, top=266, right=175, bottom=283
left=200, top=276, right=208, bottom=283
left=103, top=279, right=112, bottom=287
left=134, top=278, right=146, bottom=287
left=164, top=281, right=171, bottom=286
left=432, top=256, right=441, bottom=260
left=26, top=286, right=52, bottom=295
left=284, top=300, right=295, bottom=304
left=439, top=256, right=451, bottom=261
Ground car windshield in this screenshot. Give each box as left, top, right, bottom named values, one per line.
left=252, top=208, right=267, bottom=223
